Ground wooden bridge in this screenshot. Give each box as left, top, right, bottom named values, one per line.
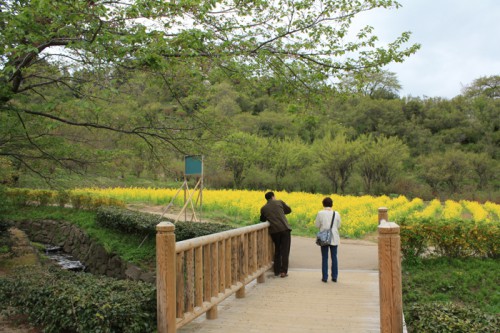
left=156, top=208, right=405, bottom=333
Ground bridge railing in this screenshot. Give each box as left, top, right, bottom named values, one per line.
left=156, top=221, right=274, bottom=333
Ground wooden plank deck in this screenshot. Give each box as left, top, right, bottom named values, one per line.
left=177, top=269, right=380, bottom=333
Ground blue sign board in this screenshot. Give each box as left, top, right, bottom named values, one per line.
left=184, top=155, right=203, bottom=175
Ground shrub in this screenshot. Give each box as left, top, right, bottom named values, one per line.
left=0, top=266, right=156, bottom=333
left=67, top=192, right=125, bottom=210
left=405, top=302, right=499, bottom=333
left=96, top=206, right=158, bottom=234
left=399, top=217, right=499, bottom=259
left=29, top=189, right=54, bottom=207
left=399, top=221, right=429, bottom=260
left=429, top=219, right=475, bottom=258
left=175, top=221, right=234, bottom=240
left=4, top=188, right=30, bottom=206
left=96, top=206, right=233, bottom=240
left=69, top=192, right=91, bottom=210
left=55, top=190, right=70, bottom=207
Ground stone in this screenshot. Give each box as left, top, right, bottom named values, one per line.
left=139, top=272, right=156, bottom=284
left=125, top=264, right=143, bottom=280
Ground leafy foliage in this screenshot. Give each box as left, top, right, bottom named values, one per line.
left=96, top=206, right=160, bottom=234
left=96, top=206, right=233, bottom=240
left=399, top=217, right=499, bottom=260
left=0, top=266, right=156, bottom=333
left=405, top=302, right=499, bottom=333
left=0, top=0, right=420, bottom=178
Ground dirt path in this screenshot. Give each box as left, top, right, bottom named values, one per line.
left=290, top=236, right=378, bottom=271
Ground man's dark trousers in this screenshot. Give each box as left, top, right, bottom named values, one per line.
left=271, top=229, right=291, bottom=275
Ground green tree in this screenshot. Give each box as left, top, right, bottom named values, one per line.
left=340, top=70, right=402, bottom=99
left=462, top=75, right=500, bottom=99
left=357, top=135, right=409, bottom=194
left=0, top=0, right=419, bottom=176
left=213, top=132, right=263, bottom=189
left=314, top=132, right=363, bottom=193
left=339, top=96, right=408, bottom=140
left=208, top=81, right=242, bottom=117
left=267, top=138, right=311, bottom=190
left=417, top=149, right=474, bottom=194
left=469, top=153, right=498, bottom=190
left=459, top=76, right=500, bottom=158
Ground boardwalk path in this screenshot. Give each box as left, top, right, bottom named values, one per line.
left=177, top=236, right=381, bottom=333
left=135, top=205, right=382, bottom=332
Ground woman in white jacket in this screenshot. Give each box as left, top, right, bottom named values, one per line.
left=315, top=197, right=341, bottom=283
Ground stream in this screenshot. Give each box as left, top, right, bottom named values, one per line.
left=44, top=245, right=86, bottom=271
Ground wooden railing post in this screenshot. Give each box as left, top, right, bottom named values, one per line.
left=378, top=209, right=403, bottom=333
left=378, top=207, right=388, bottom=225
left=157, top=222, right=176, bottom=333
left=236, top=234, right=247, bottom=299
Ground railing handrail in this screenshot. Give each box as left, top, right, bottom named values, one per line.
left=175, top=222, right=270, bottom=253
left=157, top=221, right=274, bottom=333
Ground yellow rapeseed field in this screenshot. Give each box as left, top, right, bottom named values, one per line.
left=76, top=187, right=500, bottom=238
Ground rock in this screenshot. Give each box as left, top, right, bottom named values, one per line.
left=125, top=264, right=143, bottom=280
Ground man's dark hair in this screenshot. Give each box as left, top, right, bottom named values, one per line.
left=322, top=197, right=333, bottom=207
left=265, top=191, right=275, bottom=200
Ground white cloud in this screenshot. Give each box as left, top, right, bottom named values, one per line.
left=351, top=0, right=500, bottom=98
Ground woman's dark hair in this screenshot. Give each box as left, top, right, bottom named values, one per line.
left=322, top=197, right=333, bottom=207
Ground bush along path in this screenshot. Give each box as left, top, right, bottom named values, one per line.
left=0, top=228, right=157, bottom=333
left=0, top=206, right=235, bottom=332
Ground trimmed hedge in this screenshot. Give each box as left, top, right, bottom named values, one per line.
left=0, top=266, right=156, bottom=333
left=96, top=206, right=234, bottom=240
left=4, top=188, right=125, bottom=210
left=399, top=217, right=499, bottom=260
left=405, top=302, right=499, bottom=333
left=96, top=206, right=159, bottom=234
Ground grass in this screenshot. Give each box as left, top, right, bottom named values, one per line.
left=402, top=257, right=500, bottom=314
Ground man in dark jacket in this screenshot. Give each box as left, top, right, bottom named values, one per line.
left=260, top=191, right=292, bottom=277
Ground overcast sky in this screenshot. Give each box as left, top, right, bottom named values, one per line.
left=351, top=0, right=500, bottom=99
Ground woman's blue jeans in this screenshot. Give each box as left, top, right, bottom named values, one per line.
left=321, top=245, right=338, bottom=281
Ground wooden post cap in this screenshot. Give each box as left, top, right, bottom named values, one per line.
left=378, top=207, right=388, bottom=212
left=378, top=222, right=400, bottom=234
left=156, top=221, right=175, bottom=232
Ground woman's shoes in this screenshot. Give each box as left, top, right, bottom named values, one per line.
left=280, top=272, right=288, bottom=278
left=321, top=278, right=337, bottom=283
